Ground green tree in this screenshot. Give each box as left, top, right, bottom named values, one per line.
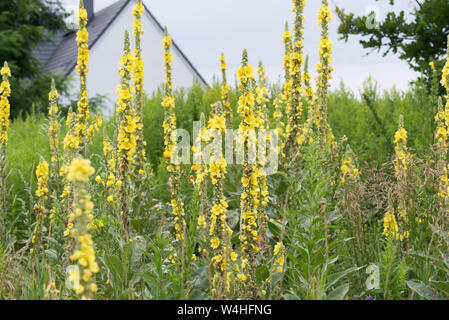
left=0, top=0, right=68, bottom=118
left=336, top=0, right=449, bottom=85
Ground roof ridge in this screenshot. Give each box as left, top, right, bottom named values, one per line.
left=93, top=0, right=130, bottom=18
left=43, top=0, right=208, bottom=87
left=65, top=0, right=131, bottom=76
left=141, top=1, right=208, bottom=87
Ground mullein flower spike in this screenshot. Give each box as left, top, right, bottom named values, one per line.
left=74, top=0, right=91, bottom=153
left=208, top=102, right=234, bottom=299
left=219, top=54, right=232, bottom=128
left=282, top=0, right=306, bottom=160
left=236, top=49, right=262, bottom=298
left=116, top=30, right=138, bottom=239
left=162, top=27, right=186, bottom=243
left=316, top=0, right=334, bottom=138
left=67, top=158, right=99, bottom=300
left=132, top=0, right=147, bottom=166
left=0, top=62, right=11, bottom=219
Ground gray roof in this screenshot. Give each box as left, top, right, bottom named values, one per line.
left=39, top=0, right=207, bottom=86
left=32, top=32, right=66, bottom=67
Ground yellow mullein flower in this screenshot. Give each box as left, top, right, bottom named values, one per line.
left=207, top=102, right=233, bottom=299
left=31, top=159, right=49, bottom=256
left=67, top=158, right=98, bottom=300
left=0, top=61, right=11, bottom=214
left=219, top=54, right=232, bottom=127
left=318, top=5, right=332, bottom=25
left=315, top=0, right=334, bottom=139
left=255, top=61, right=270, bottom=248
left=393, top=115, right=411, bottom=240
left=162, top=27, right=186, bottom=242
left=211, top=237, right=220, bottom=249
left=35, top=161, right=49, bottom=199
left=73, top=1, right=91, bottom=151
left=47, top=79, right=61, bottom=190
left=237, top=49, right=261, bottom=298
left=67, top=158, right=95, bottom=183
left=132, top=0, right=147, bottom=167
left=115, top=31, right=138, bottom=240
left=383, top=211, right=399, bottom=239
left=282, top=0, right=306, bottom=163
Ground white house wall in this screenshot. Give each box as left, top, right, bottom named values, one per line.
left=67, top=1, right=204, bottom=115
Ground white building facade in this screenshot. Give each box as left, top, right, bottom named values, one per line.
left=36, top=0, right=207, bottom=115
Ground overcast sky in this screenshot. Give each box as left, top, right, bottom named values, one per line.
left=61, top=0, right=420, bottom=93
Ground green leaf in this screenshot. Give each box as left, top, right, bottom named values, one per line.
left=267, top=219, right=282, bottom=238
left=406, top=280, right=443, bottom=300
left=256, top=265, right=270, bottom=284
left=189, top=289, right=209, bottom=300
left=327, top=266, right=364, bottom=289
left=327, top=283, right=349, bottom=300
left=43, top=249, right=57, bottom=262
left=131, top=218, right=147, bottom=234
left=429, top=281, right=449, bottom=298
left=231, top=232, right=240, bottom=245
left=282, top=292, right=300, bottom=300
left=104, top=255, right=124, bottom=286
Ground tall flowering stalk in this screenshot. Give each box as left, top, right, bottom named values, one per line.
left=162, top=29, right=188, bottom=295
left=98, top=137, right=117, bottom=209
left=280, top=22, right=292, bottom=132
left=273, top=94, right=284, bottom=152
left=32, top=160, right=49, bottom=256
left=66, top=158, right=99, bottom=300
left=270, top=241, right=286, bottom=295
left=191, top=113, right=213, bottom=291
left=383, top=208, right=399, bottom=240
left=48, top=80, right=61, bottom=193
left=116, top=30, right=138, bottom=239
left=46, top=82, right=62, bottom=230
left=208, top=102, right=234, bottom=299
left=193, top=114, right=208, bottom=221
left=86, top=114, right=102, bottom=147
left=302, top=55, right=317, bottom=143
left=162, top=28, right=187, bottom=296
left=434, top=96, right=448, bottom=227
left=393, top=115, right=410, bottom=241
left=62, top=108, right=79, bottom=240
left=74, top=0, right=91, bottom=154
left=62, top=109, right=79, bottom=176
left=162, top=27, right=186, bottom=244
left=303, top=55, right=315, bottom=121
left=132, top=0, right=147, bottom=167
left=282, top=0, right=305, bottom=161
left=256, top=61, right=269, bottom=129
left=429, top=61, right=439, bottom=115
left=435, top=97, right=448, bottom=171
left=274, top=22, right=292, bottom=148
left=436, top=37, right=449, bottom=227
left=236, top=49, right=261, bottom=298
left=219, top=54, right=232, bottom=128
left=0, top=62, right=11, bottom=223
left=337, top=146, right=367, bottom=268
left=255, top=62, right=269, bottom=248
left=316, top=0, right=333, bottom=139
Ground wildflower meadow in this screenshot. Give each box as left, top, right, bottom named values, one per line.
left=1, top=0, right=449, bottom=302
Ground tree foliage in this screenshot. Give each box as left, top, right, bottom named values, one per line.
left=0, top=0, right=68, bottom=117
left=336, top=0, right=449, bottom=85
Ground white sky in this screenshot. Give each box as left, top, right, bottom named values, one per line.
left=61, top=0, right=420, bottom=93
